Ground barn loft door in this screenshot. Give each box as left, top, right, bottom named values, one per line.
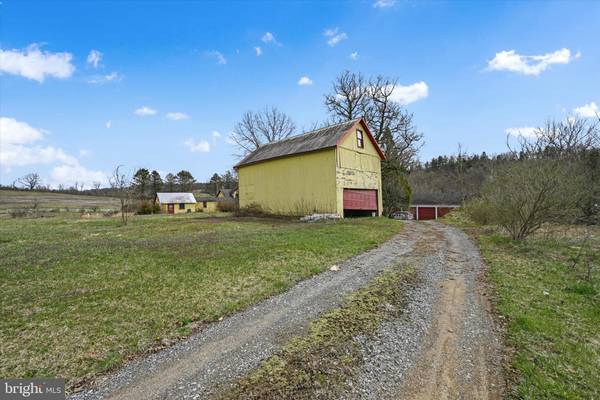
left=343, top=189, right=377, bottom=211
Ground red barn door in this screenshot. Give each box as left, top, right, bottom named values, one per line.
left=343, top=189, right=378, bottom=211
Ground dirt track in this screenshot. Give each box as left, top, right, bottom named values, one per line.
left=396, top=224, right=504, bottom=399
left=71, top=222, right=504, bottom=400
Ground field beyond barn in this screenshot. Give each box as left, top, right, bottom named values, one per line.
left=0, top=212, right=402, bottom=389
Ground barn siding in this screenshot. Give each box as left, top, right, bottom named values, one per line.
left=335, top=124, right=383, bottom=216
left=237, top=148, right=338, bottom=215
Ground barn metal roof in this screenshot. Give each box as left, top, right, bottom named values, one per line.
left=156, top=192, right=197, bottom=204
left=235, top=118, right=363, bottom=168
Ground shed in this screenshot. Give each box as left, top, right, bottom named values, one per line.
left=409, top=204, right=460, bottom=220
left=155, top=192, right=197, bottom=214
left=235, top=118, right=385, bottom=217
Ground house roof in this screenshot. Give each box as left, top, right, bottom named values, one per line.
left=234, top=118, right=384, bottom=168
left=217, top=188, right=236, bottom=198
left=196, top=196, right=222, bottom=202
left=156, top=192, right=197, bottom=204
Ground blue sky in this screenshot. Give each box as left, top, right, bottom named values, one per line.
left=1, top=0, right=599, bottom=188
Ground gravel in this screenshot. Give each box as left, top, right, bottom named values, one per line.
left=342, top=222, right=504, bottom=399
left=70, top=222, right=425, bottom=400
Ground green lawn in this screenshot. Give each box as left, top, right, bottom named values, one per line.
left=444, top=214, right=600, bottom=399
left=0, top=213, right=402, bottom=389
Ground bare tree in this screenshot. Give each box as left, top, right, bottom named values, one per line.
left=92, top=181, right=102, bottom=192
left=508, top=117, right=599, bottom=160
left=508, top=117, right=600, bottom=223
left=324, top=71, right=423, bottom=169
left=324, top=70, right=369, bottom=121
left=470, top=159, right=583, bottom=240
left=109, top=165, right=132, bottom=225
left=18, top=173, right=41, bottom=190
left=231, top=106, right=296, bottom=155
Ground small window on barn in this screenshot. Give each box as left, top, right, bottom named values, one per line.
left=203, top=201, right=207, bottom=208
left=179, top=203, right=185, bottom=210
left=357, top=130, right=364, bottom=148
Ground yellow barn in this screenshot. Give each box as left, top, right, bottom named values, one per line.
left=235, top=118, right=385, bottom=217
left=155, top=192, right=197, bottom=214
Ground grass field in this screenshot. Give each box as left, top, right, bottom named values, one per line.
left=0, top=213, right=402, bottom=389
left=444, top=214, right=600, bottom=399
left=0, top=189, right=120, bottom=214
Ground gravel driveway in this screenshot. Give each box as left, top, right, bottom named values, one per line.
left=71, top=222, right=425, bottom=400
left=345, top=222, right=505, bottom=399
left=71, top=221, right=504, bottom=400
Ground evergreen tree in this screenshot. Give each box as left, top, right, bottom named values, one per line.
left=150, top=170, right=163, bottom=197
left=165, top=173, right=177, bottom=192
left=132, top=168, right=150, bottom=199
left=176, top=170, right=196, bottom=192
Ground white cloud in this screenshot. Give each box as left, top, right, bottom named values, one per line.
left=166, top=112, right=189, bottom=121
left=0, top=117, right=105, bottom=188
left=298, top=76, right=313, bottom=86
left=261, top=32, right=281, bottom=46
left=87, top=49, right=102, bottom=68
left=87, top=71, right=122, bottom=84
left=207, top=50, right=226, bottom=65
left=573, top=102, right=599, bottom=118
left=79, top=149, right=90, bottom=157
left=50, top=164, right=107, bottom=189
left=324, top=28, right=348, bottom=47
left=254, top=46, right=263, bottom=56
left=0, top=117, right=44, bottom=145
left=373, top=0, right=396, bottom=8
left=0, top=43, right=75, bottom=82
left=487, top=48, right=576, bottom=76
left=505, top=126, right=538, bottom=138
left=105, top=120, right=112, bottom=129
left=134, top=106, right=157, bottom=116
left=390, top=81, right=429, bottom=105
left=0, top=117, right=78, bottom=169
left=212, top=131, right=221, bottom=139
left=350, top=52, right=359, bottom=60
left=184, top=138, right=210, bottom=153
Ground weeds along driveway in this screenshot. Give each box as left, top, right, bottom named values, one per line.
left=70, top=222, right=424, bottom=400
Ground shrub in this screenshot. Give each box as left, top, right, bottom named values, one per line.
left=217, top=200, right=238, bottom=212
left=136, top=201, right=155, bottom=215
left=470, top=159, right=583, bottom=240
left=10, top=209, right=29, bottom=218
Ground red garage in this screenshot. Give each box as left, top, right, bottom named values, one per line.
left=409, top=204, right=459, bottom=221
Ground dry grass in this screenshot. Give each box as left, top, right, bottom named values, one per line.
left=0, top=189, right=120, bottom=215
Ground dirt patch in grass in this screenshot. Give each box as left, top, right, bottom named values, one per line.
left=0, top=214, right=402, bottom=389
left=218, top=266, right=418, bottom=400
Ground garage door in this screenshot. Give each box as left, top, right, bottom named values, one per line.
left=417, top=207, right=436, bottom=220
left=343, top=189, right=377, bottom=210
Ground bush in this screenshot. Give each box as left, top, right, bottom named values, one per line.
left=469, top=159, right=583, bottom=240
left=217, top=200, right=238, bottom=212
left=136, top=201, right=157, bottom=215
left=10, top=209, right=29, bottom=218
left=234, top=203, right=289, bottom=219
